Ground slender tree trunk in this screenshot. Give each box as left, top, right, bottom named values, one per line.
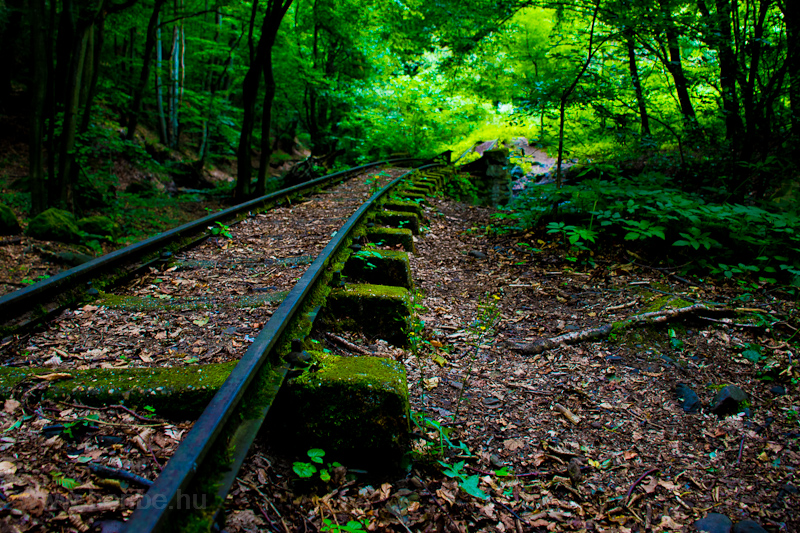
left=741, top=0, right=770, bottom=161
left=236, top=0, right=294, bottom=201
left=658, top=0, right=696, bottom=127
left=29, top=0, right=48, bottom=214
left=255, top=51, right=276, bottom=196
left=555, top=0, right=603, bottom=187
left=55, top=28, right=89, bottom=208
left=155, top=16, right=169, bottom=145
left=126, top=0, right=167, bottom=141
left=782, top=0, right=800, bottom=140
left=625, top=31, right=650, bottom=137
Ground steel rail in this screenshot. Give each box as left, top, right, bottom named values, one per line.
left=125, top=163, right=443, bottom=532
left=0, top=158, right=422, bottom=326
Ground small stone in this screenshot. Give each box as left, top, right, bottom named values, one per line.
left=732, top=520, right=768, bottom=533
left=468, top=250, right=486, bottom=259
left=710, top=385, right=749, bottom=416
left=769, top=385, right=786, bottom=396
left=489, top=454, right=504, bottom=468
left=567, top=458, right=582, bottom=485
left=605, top=355, right=622, bottom=363
left=675, top=383, right=702, bottom=414
left=694, top=513, right=732, bottom=533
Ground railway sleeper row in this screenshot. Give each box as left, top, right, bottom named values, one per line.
left=0, top=163, right=452, bottom=532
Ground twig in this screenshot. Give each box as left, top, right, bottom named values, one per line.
left=737, top=435, right=745, bottom=464
left=324, top=332, right=371, bottom=355
left=87, top=464, right=153, bottom=488
left=492, top=497, right=530, bottom=527
left=257, top=504, right=282, bottom=533
left=626, top=468, right=659, bottom=503
left=59, top=401, right=163, bottom=423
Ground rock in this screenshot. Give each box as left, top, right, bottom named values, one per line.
left=694, top=513, right=733, bottom=533
left=710, top=385, right=749, bottom=416
left=26, top=208, right=81, bottom=243
left=675, top=383, right=702, bottom=414
left=77, top=215, right=117, bottom=240
left=769, top=385, right=786, bottom=396
left=732, top=520, right=768, bottom=533
left=468, top=250, right=487, bottom=259
left=0, top=203, right=21, bottom=235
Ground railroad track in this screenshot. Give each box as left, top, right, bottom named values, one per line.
left=0, top=158, right=453, bottom=532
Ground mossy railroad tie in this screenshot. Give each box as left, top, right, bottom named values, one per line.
left=382, top=200, right=425, bottom=221
left=270, top=352, right=409, bottom=472
left=322, top=284, right=411, bottom=346
left=0, top=363, right=236, bottom=418
left=376, top=210, right=420, bottom=234
left=366, top=227, right=415, bottom=253
left=343, top=249, right=413, bottom=288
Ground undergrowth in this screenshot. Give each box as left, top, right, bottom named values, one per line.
left=492, top=171, right=800, bottom=292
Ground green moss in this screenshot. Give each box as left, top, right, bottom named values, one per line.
left=27, top=208, right=81, bottom=243
left=0, top=203, right=21, bottom=235
left=96, top=290, right=289, bottom=311
left=0, top=362, right=236, bottom=418
left=642, top=295, right=693, bottom=313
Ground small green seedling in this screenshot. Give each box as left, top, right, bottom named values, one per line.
left=209, top=221, right=232, bottom=239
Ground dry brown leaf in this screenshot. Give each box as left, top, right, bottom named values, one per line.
left=3, top=399, right=21, bottom=414
left=503, top=438, right=525, bottom=451
left=9, top=487, right=48, bottom=516
left=0, top=461, right=17, bottom=475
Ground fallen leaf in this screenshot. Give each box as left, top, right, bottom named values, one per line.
left=0, top=461, right=17, bottom=475
left=10, top=487, right=48, bottom=516
left=423, top=377, right=440, bottom=390
left=623, top=451, right=638, bottom=460
left=503, top=438, right=525, bottom=451
left=3, top=399, right=20, bottom=414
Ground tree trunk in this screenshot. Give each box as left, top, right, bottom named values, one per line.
left=555, top=0, right=603, bottom=187
left=782, top=0, right=800, bottom=140
left=29, top=0, right=48, bottom=215
left=155, top=15, right=169, bottom=145
left=235, top=0, right=294, bottom=201
left=625, top=31, right=650, bottom=137
left=126, top=0, right=167, bottom=141
left=255, top=51, right=276, bottom=196
left=54, top=28, right=89, bottom=208
left=658, top=0, right=696, bottom=127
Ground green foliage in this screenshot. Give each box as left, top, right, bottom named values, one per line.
left=292, top=448, right=341, bottom=483
left=50, top=470, right=78, bottom=491
left=209, top=221, right=232, bottom=239
left=506, top=173, right=800, bottom=288
left=321, top=519, right=368, bottom=532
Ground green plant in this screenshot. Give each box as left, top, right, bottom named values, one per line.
left=50, top=470, right=78, bottom=490
left=321, top=518, right=368, bottom=532
left=546, top=221, right=597, bottom=250
left=292, top=448, right=341, bottom=482
left=209, top=221, right=232, bottom=239
left=438, top=460, right=489, bottom=500
left=21, top=274, right=50, bottom=285
left=352, top=248, right=382, bottom=270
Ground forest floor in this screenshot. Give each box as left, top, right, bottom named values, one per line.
left=0, top=171, right=797, bottom=532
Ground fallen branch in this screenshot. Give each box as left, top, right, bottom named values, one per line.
left=517, top=304, right=711, bottom=354
left=626, top=468, right=659, bottom=503
left=324, top=332, right=371, bottom=355
left=87, top=464, right=153, bottom=488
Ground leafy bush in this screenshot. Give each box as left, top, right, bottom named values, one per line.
left=503, top=172, right=800, bottom=289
